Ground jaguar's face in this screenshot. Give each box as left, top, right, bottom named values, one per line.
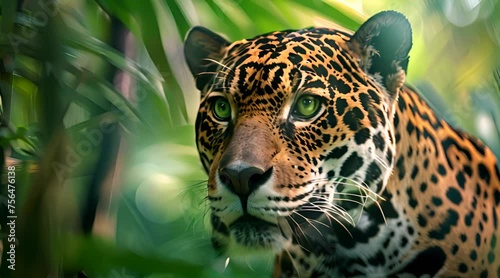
left=184, top=12, right=412, bottom=253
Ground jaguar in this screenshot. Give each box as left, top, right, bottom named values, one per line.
left=184, top=11, right=500, bottom=277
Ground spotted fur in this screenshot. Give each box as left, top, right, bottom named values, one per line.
left=184, top=11, right=500, bottom=277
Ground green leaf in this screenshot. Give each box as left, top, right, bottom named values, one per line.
left=66, top=32, right=164, bottom=98
left=15, top=126, right=28, bottom=137
left=77, top=71, right=150, bottom=127
left=204, top=0, right=243, bottom=39
left=62, top=235, right=212, bottom=276
left=288, top=0, right=362, bottom=31
left=166, top=0, right=191, bottom=38
left=0, top=0, right=17, bottom=34
left=96, top=0, right=189, bottom=124
left=236, top=1, right=289, bottom=32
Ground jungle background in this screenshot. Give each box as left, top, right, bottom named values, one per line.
left=0, top=0, right=499, bottom=277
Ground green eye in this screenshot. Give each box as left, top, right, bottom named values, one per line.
left=212, top=97, right=231, bottom=121
left=293, top=95, right=321, bottom=119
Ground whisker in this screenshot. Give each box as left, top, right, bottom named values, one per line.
left=203, top=58, right=235, bottom=74
left=301, top=193, right=357, bottom=223
left=201, top=58, right=235, bottom=91
left=196, top=71, right=230, bottom=78
left=298, top=207, right=353, bottom=237
left=293, top=210, right=331, bottom=229
left=282, top=248, right=301, bottom=276
left=300, top=205, right=354, bottom=226
left=372, top=197, right=388, bottom=225
left=308, top=194, right=366, bottom=208
left=286, top=214, right=307, bottom=239
left=374, top=155, right=390, bottom=170
left=304, top=177, right=383, bottom=202
left=291, top=211, right=325, bottom=237
left=335, top=178, right=385, bottom=202
left=287, top=215, right=315, bottom=253
left=282, top=215, right=309, bottom=249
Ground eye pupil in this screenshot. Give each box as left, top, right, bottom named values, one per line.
left=303, top=98, right=313, bottom=106
left=218, top=102, right=226, bottom=111
left=213, top=97, right=231, bottom=121
left=294, top=95, right=320, bottom=119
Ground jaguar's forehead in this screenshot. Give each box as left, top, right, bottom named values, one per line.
left=211, top=28, right=358, bottom=111
left=226, top=28, right=352, bottom=58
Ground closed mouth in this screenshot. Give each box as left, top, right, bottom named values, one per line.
left=228, top=214, right=286, bottom=250
left=230, top=214, right=277, bottom=228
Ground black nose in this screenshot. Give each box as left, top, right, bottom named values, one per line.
left=219, top=163, right=273, bottom=197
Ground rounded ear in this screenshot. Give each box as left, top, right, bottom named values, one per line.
left=184, top=26, right=230, bottom=91
left=349, top=11, right=412, bottom=97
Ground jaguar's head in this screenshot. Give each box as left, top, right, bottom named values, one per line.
left=184, top=11, right=412, bottom=253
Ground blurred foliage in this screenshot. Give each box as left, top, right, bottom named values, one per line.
left=0, top=0, right=498, bottom=277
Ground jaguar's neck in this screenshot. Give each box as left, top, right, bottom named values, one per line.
left=388, top=85, right=496, bottom=200
left=390, top=86, right=443, bottom=187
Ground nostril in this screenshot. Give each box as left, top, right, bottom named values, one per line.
left=219, top=171, right=231, bottom=186
left=218, top=164, right=273, bottom=196
left=248, top=166, right=273, bottom=190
